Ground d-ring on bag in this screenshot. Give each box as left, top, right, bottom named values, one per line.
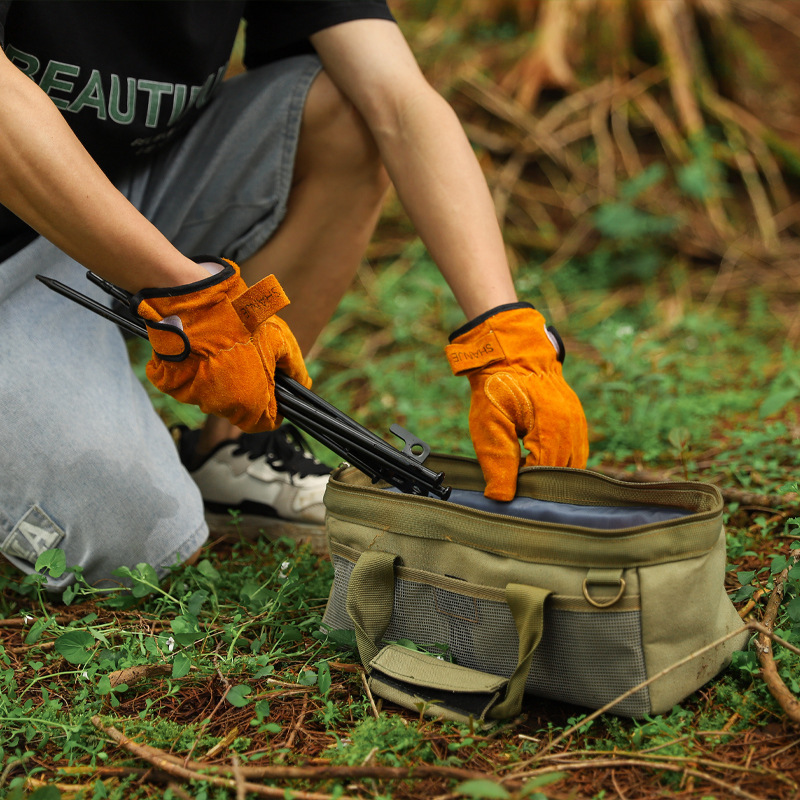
left=321, top=455, right=748, bottom=723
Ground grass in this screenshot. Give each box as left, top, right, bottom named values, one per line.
left=1, top=236, right=799, bottom=799
left=4, top=12, right=800, bottom=792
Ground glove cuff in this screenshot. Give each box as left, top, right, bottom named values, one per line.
left=448, top=301, right=534, bottom=342
left=445, top=304, right=566, bottom=377
left=130, top=255, right=238, bottom=308
left=131, top=255, right=291, bottom=362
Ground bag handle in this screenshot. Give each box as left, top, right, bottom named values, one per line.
left=346, top=550, right=399, bottom=668
left=492, top=581, right=550, bottom=718
left=345, top=549, right=550, bottom=719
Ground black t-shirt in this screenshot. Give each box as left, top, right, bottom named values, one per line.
left=0, top=0, right=394, bottom=261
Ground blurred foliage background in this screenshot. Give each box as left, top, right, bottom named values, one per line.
left=300, top=0, right=800, bottom=483
left=387, top=0, right=800, bottom=287
left=175, top=0, right=800, bottom=483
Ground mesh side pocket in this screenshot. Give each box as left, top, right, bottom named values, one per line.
left=322, top=554, right=357, bottom=631
left=532, top=609, right=650, bottom=716
left=323, top=555, right=651, bottom=717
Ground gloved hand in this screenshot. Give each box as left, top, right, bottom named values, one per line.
left=131, top=256, right=309, bottom=433
left=445, top=302, right=588, bottom=501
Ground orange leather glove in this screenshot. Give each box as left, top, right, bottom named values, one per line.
left=445, top=302, right=588, bottom=501
left=131, top=257, right=310, bottom=433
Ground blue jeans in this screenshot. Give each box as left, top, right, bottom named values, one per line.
left=0, top=56, right=322, bottom=590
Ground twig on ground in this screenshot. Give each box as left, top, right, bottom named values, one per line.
left=611, top=769, right=628, bottom=800
left=232, top=755, right=246, bottom=800
left=493, top=149, right=528, bottom=226
left=6, top=640, right=56, bottom=655
left=610, top=98, right=643, bottom=178
left=360, top=746, right=379, bottom=767
left=328, top=661, right=362, bottom=674
left=25, top=777, right=112, bottom=796
left=204, top=727, right=240, bottom=760
left=91, top=716, right=491, bottom=784
left=361, top=670, right=381, bottom=720
left=265, top=677, right=318, bottom=690
left=0, top=755, right=32, bottom=790
left=519, top=746, right=798, bottom=787
left=107, top=663, right=171, bottom=688
left=505, top=757, right=766, bottom=800
left=590, top=97, right=616, bottom=198
left=755, top=549, right=800, bottom=723
left=284, top=696, right=309, bottom=752
left=0, top=615, right=72, bottom=627
left=725, top=125, right=779, bottom=251
left=769, top=737, right=800, bottom=759
left=183, top=661, right=231, bottom=766
left=738, top=587, right=767, bottom=619
left=91, top=716, right=357, bottom=800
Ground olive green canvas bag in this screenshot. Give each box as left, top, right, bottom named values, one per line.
left=321, top=455, right=748, bottom=723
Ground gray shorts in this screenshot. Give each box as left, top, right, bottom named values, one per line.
left=0, top=55, right=322, bottom=591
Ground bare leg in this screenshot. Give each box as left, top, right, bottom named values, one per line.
left=198, top=70, right=390, bottom=453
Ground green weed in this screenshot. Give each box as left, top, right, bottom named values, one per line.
left=328, top=715, right=432, bottom=767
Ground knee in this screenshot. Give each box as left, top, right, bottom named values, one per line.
left=296, top=70, right=390, bottom=198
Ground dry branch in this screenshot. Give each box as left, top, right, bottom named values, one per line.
left=91, top=716, right=354, bottom=800
left=91, top=716, right=492, bottom=787
left=107, top=663, right=171, bottom=688
left=506, top=757, right=767, bottom=800
left=755, top=549, right=800, bottom=723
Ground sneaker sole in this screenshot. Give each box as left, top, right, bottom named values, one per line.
left=204, top=511, right=328, bottom=556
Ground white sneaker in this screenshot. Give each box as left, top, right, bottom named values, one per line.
left=175, top=424, right=331, bottom=535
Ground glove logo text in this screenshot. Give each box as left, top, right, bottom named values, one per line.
left=449, top=342, right=495, bottom=365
